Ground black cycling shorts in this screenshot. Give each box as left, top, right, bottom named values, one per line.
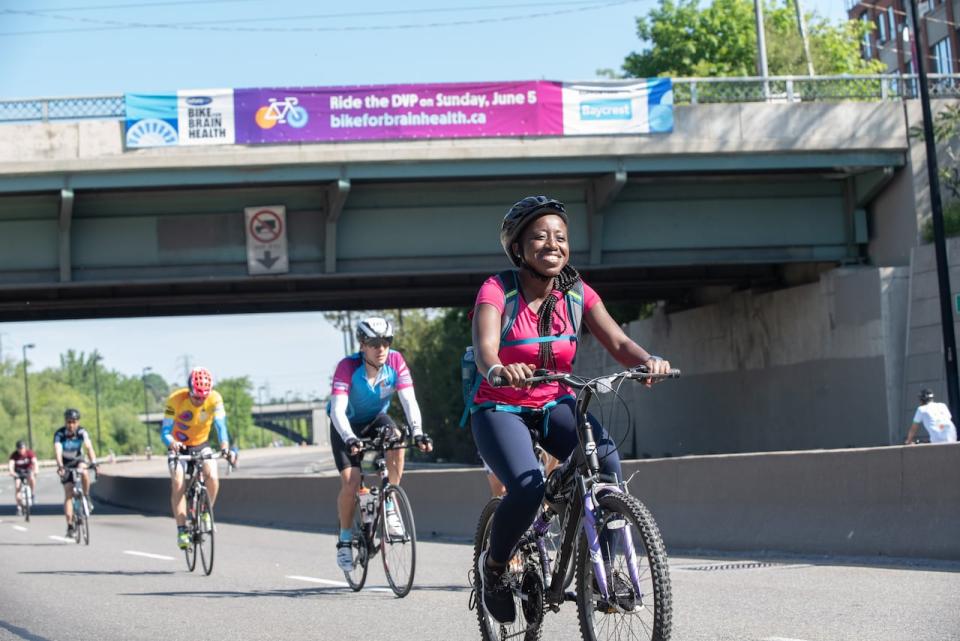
left=330, top=414, right=406, bottom=472
left=59, top=459, right=85, bottom=485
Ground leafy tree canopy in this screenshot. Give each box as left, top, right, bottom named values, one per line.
left=622, top=0, right=885, bottom=78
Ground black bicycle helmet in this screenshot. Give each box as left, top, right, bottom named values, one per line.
left=15, top=439, right=25, bottom=449
left=919, top=388, right=935, bottom=403
left=499, top=196, right=568, bottom=267
left=64, top=408, right=80, bottom=421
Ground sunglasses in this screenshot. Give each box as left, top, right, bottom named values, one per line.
left=363, top=338, right=392, bottom=349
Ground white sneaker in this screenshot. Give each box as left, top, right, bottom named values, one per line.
left=336, top=542, right=353, bottom=571
left=385, top=507, right=405, bottom=539
left=15, top=505, right=22, bottom=516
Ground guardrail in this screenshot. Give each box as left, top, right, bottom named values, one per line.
left=4, top=75, right=960, bottom=124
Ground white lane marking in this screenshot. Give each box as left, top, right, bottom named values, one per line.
left=12, top=525, right=27, bottom=532
left=123, top=550, right=175, bottom=561
left=284, top=575, right=392, bottom=592
left=763, top=637, right=814, bottom=641
left=48, top=535, right=74, bottom=543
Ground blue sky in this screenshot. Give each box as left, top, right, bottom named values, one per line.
left=0, top=0, right=848, bottom=399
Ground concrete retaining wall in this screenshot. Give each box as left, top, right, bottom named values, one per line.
left=93, top=443, right=960, bottom=560
left=576, top=266, right=909, bottom=457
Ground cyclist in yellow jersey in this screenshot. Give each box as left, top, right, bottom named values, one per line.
left=161, top=367, right=234, bottom=550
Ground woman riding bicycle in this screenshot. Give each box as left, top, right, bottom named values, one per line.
left=471, top=195, right=671, bottom=624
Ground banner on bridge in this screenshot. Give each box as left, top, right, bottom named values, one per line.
left=124, top=79, right=672, bottom=149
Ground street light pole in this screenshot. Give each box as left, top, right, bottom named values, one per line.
left=92, top=352, right=102, bottom=453
left=22, top=344, right=35, bottom=450
left=142, top=366, right=153, bottom=454
left=257, top=385, right=267, bottom=448
left=754, top=0, right=770, bottom=100
left=907, top=0, right=960, bottom=418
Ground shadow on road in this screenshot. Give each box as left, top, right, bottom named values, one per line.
left=21, top=570, right=176, bottom=576
left=0, top=620, right=57, bottom=641
left=123, top=583, right=471, bottom=600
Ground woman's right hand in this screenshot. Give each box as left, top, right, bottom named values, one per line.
left=492, top=362, right=536, bottom=389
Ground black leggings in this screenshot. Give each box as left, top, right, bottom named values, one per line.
left=471, top=397, right=622, bottom=564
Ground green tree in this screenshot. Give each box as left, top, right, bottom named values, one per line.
left=623, top=0, right=884, bottom=78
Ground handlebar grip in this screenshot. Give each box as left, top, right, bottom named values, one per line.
left=488, top=375, right=508, bottom=387
left=668, top=368, right=681, bottom=378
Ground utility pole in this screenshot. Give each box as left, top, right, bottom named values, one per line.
left=22, top=344, right=35, bottom=450
left=142, top=366, right=153, bottom=454
left=92, top=352, right=103, bottom=453
left=907, top=0, right=960, bottom=418
left=794, top=0, right=815, bottom=77
left=754, top=0, right=770, bottom=100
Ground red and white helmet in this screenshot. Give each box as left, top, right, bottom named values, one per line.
left=187, top=367, right=213, bottom=399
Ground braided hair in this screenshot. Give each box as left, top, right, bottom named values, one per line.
left=531, top=264, right=582, bottom=370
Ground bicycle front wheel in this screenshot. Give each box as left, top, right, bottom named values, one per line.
left=379, top=485, right=416, bottom=598
left=22, top=487, right=30, bottom=522
left=80, top=496, right=90, bottom=545
left=184, top=492, right=198, bottom=571
left=197, top=489, right=215, bottom=576
left=575, top=491, right=672, bottom=641
left=343, top=497, right=370, bottom=591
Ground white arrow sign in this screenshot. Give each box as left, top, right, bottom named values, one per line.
left=244, top=205, right=289, bottom=275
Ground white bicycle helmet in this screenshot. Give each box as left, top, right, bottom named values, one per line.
left=356, top=317, right=394, bottom=344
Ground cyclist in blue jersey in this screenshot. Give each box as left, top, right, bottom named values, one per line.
left=54, top=409, right=98, bottom=538
left=328, top=317, right=433, bottom=571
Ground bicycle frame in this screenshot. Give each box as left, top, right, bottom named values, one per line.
left=357, top=434, right=416, bottom=547
left=518, top=369, right=677, bottom=608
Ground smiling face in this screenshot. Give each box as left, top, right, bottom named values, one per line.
left=513, top=213, right=569, bottom=277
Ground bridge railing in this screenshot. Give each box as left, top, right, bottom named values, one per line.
left=3, top=75, right=960, bottom=124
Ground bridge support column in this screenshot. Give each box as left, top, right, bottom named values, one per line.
left=587, top=167, right=626, bottom=266
left=312, top=409, right=329, bottom=447
left=58, top=188, right=74, bottom=282
left=324, top=176, right=351, bottom=273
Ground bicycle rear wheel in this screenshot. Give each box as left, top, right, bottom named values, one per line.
left=197, top=489, right=215, bottom=576
left=343, top=496, right=370, bottom=591
left=472, top=497, right=544, bottom=641
left=379, top=485, right=416, bottom=597
left=575, top=491, right=672, bottom=641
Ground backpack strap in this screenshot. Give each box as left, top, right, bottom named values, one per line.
left=565, top=280, right=585, bottom=363
left=497, top=269, right=520, bottom=341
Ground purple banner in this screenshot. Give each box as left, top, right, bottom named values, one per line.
left=234, top=81, right=563, bottom=144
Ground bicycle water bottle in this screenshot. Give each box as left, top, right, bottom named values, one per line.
left=359, top=486, right=375, bottom=524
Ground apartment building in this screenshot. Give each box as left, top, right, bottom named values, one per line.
left=846, top=0, right=959, bottom=74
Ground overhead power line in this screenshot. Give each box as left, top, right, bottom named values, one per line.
left=0, top=0, right=644, bottom=36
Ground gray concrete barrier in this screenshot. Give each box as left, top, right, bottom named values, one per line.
left=93, top=443, right=960, bottom=559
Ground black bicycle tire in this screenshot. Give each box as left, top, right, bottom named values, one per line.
left=198, top=488, right=215, bottom=576
left=81, top=495, right=90, bottom=545
left=183, top=488, right=198, bottom=571
left=22, top=487, right=30, bottom=522
left=73, top=511, right=82, bottom=544
left=473, top=497, right=544, bottom=641
left=379, top=485, right=417, bottom=598
left=574, top=491, right=672, bottom=641
left=343, top=495, right=369, bottom=591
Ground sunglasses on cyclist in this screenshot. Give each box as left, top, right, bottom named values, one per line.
left=363, top=338, right=392, bottom=349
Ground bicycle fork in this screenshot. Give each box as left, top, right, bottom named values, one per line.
left=583, top=488, right=644, bottom=608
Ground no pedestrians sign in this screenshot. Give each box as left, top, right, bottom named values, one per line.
left=244, top=205, right=289, bottom=275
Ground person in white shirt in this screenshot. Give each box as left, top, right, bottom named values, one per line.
left=905, top=388, right=958, bottom=444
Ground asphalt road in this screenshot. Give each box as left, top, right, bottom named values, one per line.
left=1, top=468, right=958, bottom=641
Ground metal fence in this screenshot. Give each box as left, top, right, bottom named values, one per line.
left=3, top=75, right=960, bottom=124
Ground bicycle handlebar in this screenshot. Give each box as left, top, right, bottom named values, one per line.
left=167, top=450, right=228, bottom=462
left=488, top=366, right=681, bottom=389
